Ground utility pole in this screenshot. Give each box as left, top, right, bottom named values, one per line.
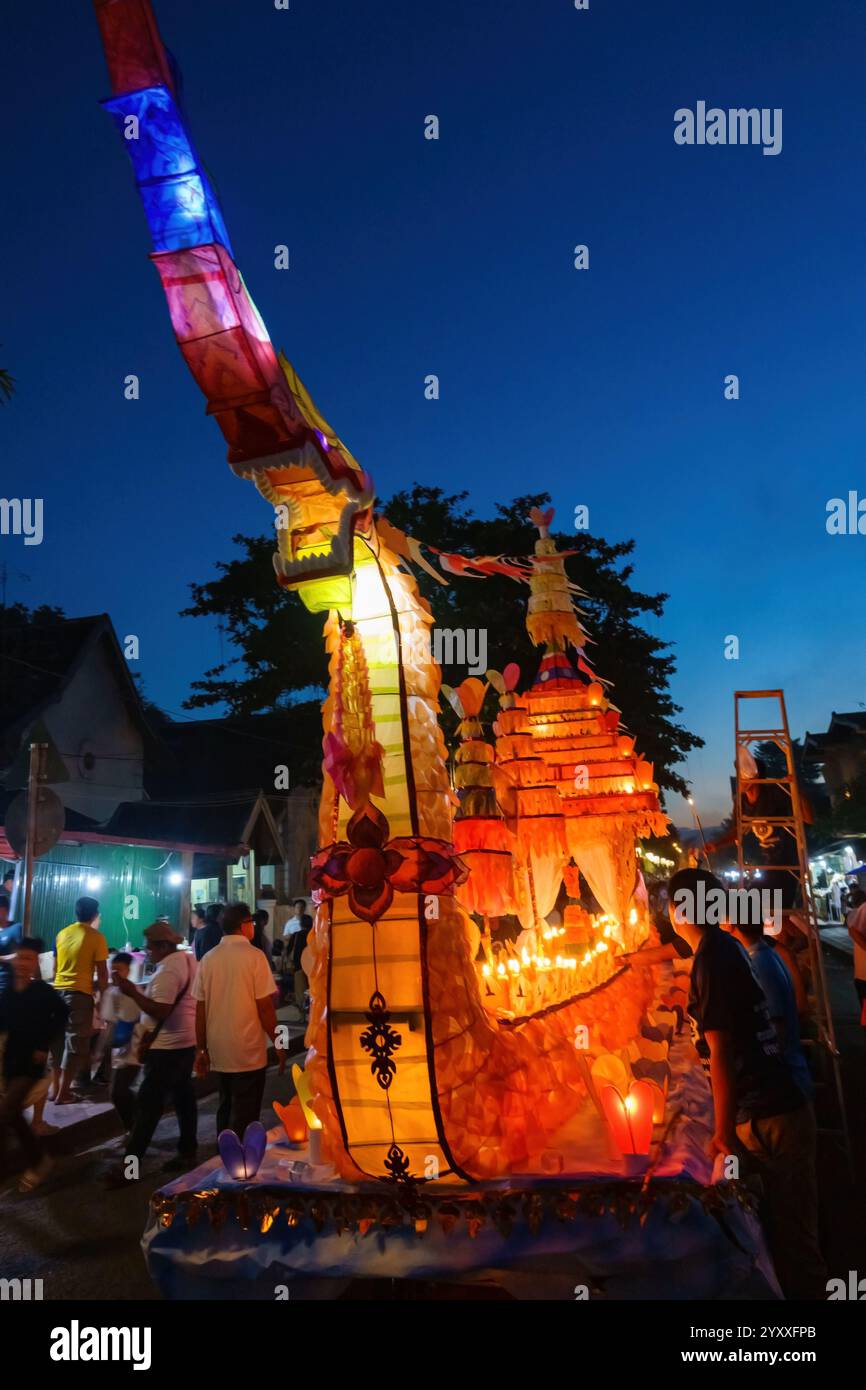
left=22, top=742, right=46, bottom=934
left=687, top=795, right=709, bottom=863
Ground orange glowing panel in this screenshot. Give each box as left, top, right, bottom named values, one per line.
left=273, top=1097, right=308, bottom=1146
left=599, top=1079, right=655, bottom=1155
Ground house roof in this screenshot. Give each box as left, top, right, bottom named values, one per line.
left=145, top=706, right=321, bottom=799
left=0, top=612, right=153, bottom=771
left=0, top=788, right=285, bottom=864
left=803, top=711, right=866, bottom=759
left=101, top=791, right=285, bottom=860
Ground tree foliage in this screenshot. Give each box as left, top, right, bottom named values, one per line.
left=181, top=487, right=702, bottom=798
left=0, top=350, right=14, bottom=404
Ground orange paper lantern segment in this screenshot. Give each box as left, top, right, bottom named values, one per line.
left=635, top=759, right=653, bottom=787
left=455, top=676, right=487, bottom=718
left=274, top=1096, right=308, bottom=1146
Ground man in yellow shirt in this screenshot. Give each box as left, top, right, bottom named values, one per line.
left=50, top=896, right=109, bottom=1105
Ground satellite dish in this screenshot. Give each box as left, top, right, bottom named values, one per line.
left=5, top=787, right=65, bottom=859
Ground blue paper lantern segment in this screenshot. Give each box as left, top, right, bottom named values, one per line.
left=102, top=85, right=233, bottom=257
left=103, top=87, right=196, bottom=181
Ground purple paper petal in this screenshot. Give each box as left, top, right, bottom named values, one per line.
left=242, top=1121, right=267, bottom=1177
left=217, top=1128, right=246, bottom=1180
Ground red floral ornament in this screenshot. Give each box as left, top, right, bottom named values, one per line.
left=310, top=803, right=468, bottom=924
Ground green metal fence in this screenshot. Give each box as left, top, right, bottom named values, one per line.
left=25, top=842, right=185, bottom=950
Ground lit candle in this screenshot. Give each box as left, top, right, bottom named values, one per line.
left=308, top=1124, right=323, bottom=1165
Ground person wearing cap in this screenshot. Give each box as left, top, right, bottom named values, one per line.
left=106, top=920, right=198, bottom=1180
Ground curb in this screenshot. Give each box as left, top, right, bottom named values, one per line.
left=819, top=928, right=855, bottom=963
left=45, top=1035, right=307, bottom=1159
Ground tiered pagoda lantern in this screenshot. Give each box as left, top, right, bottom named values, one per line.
left=516, top=508, right=668, bottom=941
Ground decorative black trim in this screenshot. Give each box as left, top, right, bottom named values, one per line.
left=382, top=1143, right=415, bottom=1184
left=359, top=990, right=402, bottom=1090
left=323, top=898, right=352, bottom=1159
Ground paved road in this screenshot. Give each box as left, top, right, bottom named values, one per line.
left=0, top=1063, right=298, bottom=1301
left=1, top=947, right=863, bottom=1301
left=814, top=944, right=866, bottom=1279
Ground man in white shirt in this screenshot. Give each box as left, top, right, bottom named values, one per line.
left=108, top=920, right=198, bottom=1179
left=282, top=898, right=311, bottom=943
left=193, top=904, right=285, bottom=1137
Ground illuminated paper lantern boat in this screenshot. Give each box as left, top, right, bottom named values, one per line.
left=94, top=0, right=671, bottom=1185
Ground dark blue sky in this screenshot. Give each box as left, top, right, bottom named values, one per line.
left=3, top=0, right=865, bottom=824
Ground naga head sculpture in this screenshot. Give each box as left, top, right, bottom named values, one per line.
left=239, top=429, right=374, bottom=611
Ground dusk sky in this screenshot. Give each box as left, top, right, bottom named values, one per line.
left=3, top=0, right=865, bottom=827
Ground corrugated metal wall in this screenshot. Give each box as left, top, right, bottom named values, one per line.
left=28, top=843, right=184, bottom=949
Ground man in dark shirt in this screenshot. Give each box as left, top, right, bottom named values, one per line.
left=286, top=899, right=313, bottom=1017
left=194, top=902, right=224, bottom=961
left=188, top=903, right=206, bottom=947
left=669, top=868, right=826, bottom=1299
left=687, top=920, right=804, bottom=1126
left=0, top=937, right=68, bottom=1189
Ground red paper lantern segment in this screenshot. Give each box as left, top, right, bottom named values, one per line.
left=598, top=1079, right=655, bottom=1155
left=503, top=662, right=521, bottom=692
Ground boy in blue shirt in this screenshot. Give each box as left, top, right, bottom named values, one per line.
left=727, top=919, right=813, bottom=1101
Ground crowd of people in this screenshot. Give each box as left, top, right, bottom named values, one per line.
left=629, top=865, right=866, bottom=1300
left=1, top=866, right=863, bottom=1300
left=0, top=891, right=314, bottom=1194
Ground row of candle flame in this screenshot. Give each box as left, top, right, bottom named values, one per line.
left=477, top=910, right=644, bottom=1018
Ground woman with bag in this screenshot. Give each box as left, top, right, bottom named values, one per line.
left=104, top=921, right=198, bottom=1186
